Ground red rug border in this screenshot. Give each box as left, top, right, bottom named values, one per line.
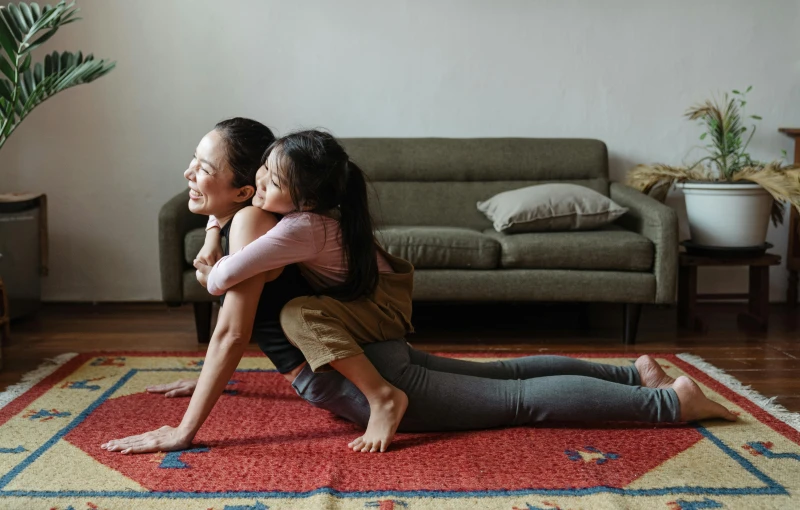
left=2, top=350, right=798, bottom=446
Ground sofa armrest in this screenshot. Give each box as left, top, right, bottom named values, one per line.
left=159, top=189, right=207, bottom=304
left=610, top=182, right=678, bottom=304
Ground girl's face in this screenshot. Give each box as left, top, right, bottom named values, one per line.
left=184, top=130, right=253, bottom=218
left=253, top=149, right=296, bottom=214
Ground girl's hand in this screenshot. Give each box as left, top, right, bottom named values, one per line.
left=196, top=240, right=223, bottom=267
left=100, top=425, right=193, bottom=454
left=147, top=379, right=197, bottom=398
left=195, top=227, right=222, bottom=287
left=194, top=259, right=212, bottom=288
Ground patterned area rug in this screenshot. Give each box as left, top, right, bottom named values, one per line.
left=0, top=352, right=798, bottom=510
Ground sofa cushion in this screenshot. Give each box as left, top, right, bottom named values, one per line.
left=477, top=183, right=628, bottom=233
left=484, top=225, right=653, bottom=271
left=342, top=138, right=608, bottom=182
left=377, top=227, right=499, bottom=269
left=184, top=228, right=207, bottom=265
left=369, top=178, right=609, bottom=230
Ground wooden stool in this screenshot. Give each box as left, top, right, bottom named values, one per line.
left=678, top=252, right=781, bottom=332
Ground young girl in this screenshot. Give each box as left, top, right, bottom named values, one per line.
left=196, top=130, right=413, bottom=453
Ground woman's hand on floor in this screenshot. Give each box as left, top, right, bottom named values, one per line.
left=146, top=379, right=197, bottom=397
left=100, top=425, right=193, bottom=454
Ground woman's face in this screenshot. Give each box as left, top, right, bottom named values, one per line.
left=253, top=149, right=296, bottom=214
left=184, top=130, right=253, bottom=218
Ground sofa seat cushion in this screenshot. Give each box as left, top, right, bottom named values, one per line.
left=184, top=228, right=208, bottom=265
left=484, top=225, right=653, bottom=271
left=377, top=227, right=499, bottom=269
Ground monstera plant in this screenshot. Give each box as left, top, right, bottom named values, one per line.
left=0, top=1, right=114, bottom=325
left=0, top=1, right=114, bottom=149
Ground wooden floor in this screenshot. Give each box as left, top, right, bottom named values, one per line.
left=1, top=302, right=798, bottom=411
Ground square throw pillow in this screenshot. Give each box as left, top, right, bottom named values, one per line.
left=477, top=183, right=628, bottom=233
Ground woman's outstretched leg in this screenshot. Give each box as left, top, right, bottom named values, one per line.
left=360, top=341, right=735, bottom=433
left=407, top=346, right=673, bottom=388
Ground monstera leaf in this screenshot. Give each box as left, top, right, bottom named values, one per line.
left=0, top=1, right=114, bottom=149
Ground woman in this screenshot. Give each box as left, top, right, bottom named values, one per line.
left=101, top=118, right=735, bottom=455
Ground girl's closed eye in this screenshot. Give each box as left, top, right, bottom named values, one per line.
left=267, top=168, right=280, bottom=188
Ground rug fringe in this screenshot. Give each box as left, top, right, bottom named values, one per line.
left=677, top=352, right=800, bottom=433
left=0, top=353, right=78, bottom=410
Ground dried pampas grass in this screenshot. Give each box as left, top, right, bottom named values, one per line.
left=626, top=162, right=800, bottom=226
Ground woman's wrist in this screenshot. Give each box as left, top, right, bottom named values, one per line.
left=177, top=421, right=200, bottom=439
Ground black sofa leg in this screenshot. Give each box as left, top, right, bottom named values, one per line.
left=623, top=304, right=642, bottom=345
left=193, top=302, right=212, bottom=344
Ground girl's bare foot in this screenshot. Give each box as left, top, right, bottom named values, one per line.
left=635, top=355, right=675, bottom=389
left=673, top=376, right=737, bottom=422
left=348, top=386, right=408, bottom=453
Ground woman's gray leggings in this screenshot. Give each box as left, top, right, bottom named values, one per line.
left=290, top=339, right=681, bottom=432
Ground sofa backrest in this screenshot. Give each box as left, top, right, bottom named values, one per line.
left=341, top=138, right=609, bottom=229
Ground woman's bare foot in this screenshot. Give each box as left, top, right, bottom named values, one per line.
left=635, top=355, right=675, bottom=389
left=348, top=386, right=408, bottom=453
left=673, top=376, right=737, bottom=422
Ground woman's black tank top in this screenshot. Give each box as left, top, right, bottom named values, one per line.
left=219, top=218, right=313, bottom=373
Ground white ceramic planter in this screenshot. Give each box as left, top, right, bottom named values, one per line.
left=676, top=182, right=773, bottom=248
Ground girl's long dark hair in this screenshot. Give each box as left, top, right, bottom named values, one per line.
left=263, top=130, right=378, bottom=301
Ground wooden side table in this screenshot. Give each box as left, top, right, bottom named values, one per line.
left=778, top=128, right=800, bottom=306
left=678, top=253, right=781, bottom=332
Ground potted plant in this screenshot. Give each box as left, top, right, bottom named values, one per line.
left=627, top=87, right=800, bottom=249
left=0, top=1, right=114, bottom=320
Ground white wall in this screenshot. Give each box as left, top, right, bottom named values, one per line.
left=1, top=0, right=798, bottom=301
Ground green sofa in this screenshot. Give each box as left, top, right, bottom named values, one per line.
left=159, top=138, right=678, bottom=344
